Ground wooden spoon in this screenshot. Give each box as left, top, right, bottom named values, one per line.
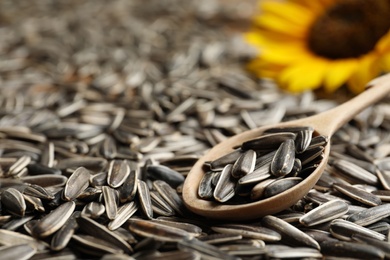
left=183, top=73, right=390, bottom=221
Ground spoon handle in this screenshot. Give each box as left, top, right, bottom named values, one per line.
left=303, top=73, right=390, bottom=136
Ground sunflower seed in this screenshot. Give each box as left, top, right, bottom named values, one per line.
left=329, top=219, right=386, bottom=241
left=2, top=215, right=35, bottom=233
left=6, top=155, right=31, bottom=177
left=77, top=216, right=133, bottom=253
left=377, top=169, right=390, bottom=190
left=263, top=177, right=302, bottom=198
left=23, top=195, right=45, bottom=213
left=153, top=180, right=189, bottom=217
left=56, top=157, right=107, bottom=171
left=352, top=234, right=390, bottom=259
left=108, top=202, right=139, bottom=231
left=51, top=211, right=80, bottom=251
left=231, top=149, right=256, bottom=178
left=108, top=160, right=131, bottom=188
left=178, top=237, right=239, bottom=260
left=102, top=186, right=118, bottom=220
left=270, top=139, right=295, bottom=177
left=262, top=215, right=320, bottom=250
left=32, top=201, right=75, bottom=238
left=295, top=129, right=313, bottom=153
left=1, top=187, right=26, bottom=216
left=250, top=178, right=276, bottom=200
left=137, top=180, right=153, bottom=219
left=209, top=150, right=242, bottom=171
left=320, top=239, right=385, bottom=259
left=21, top=175, right=68, bottom=188
left=27, top=163, right=62, bottom=176
left=81, top=201, right=106, bottom=219
left=63, top=167, right=90, bottom=201
left=267, top=246, right=322, bottom=259
left=298, top=146, right=324, bottom=166
left=146, top=164, right=185, bottom=188
left=198, top=233, right=243, bottom=245
left=333, top=159, right=378, bottom=185
left=127, top=218, right=192, bottom=242
left=0, top=229, right=46, bottom=251
left=241, top=132, right=296, bottom=151
left=72, top=234, right=124, bottom=256
left=346, top=203, right=390, bottom=226
left=197, top=171, right=214, bottom=199
left=211, top=224, right=281, bottom=241
left=0, top=244, right=37, bottom=260
left=213, top=164, right=236, bottom=203
left=152, top=219, right=202, bottom=237
left=118, top=169, right=138, bottom=203
left=299, top=200, right=349, bottom=226
left=372, top=189, right=390, bottom=201
left=135, top=250, right=199, bottom=260
left=237, top=164, right=271, bottom=186
left=150, top=191, right=175, bottom=217
left=333, top=183, right=382, bottom=206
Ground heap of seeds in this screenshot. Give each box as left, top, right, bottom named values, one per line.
left=1, top=0, right=390, bottom=259
left=201, top=127, right=328, bottom=203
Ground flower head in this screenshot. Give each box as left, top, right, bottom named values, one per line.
left=246, top=0, right=390, bottom=93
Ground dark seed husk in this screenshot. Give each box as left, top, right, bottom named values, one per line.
left=63, top=167, right=90, bottom=201
left=127, top=218, right=192, bottom=242
left=263, top=177, right=302, bottom=198
left=32, top=201, right=75, bottom=238
left=346, top=203, right=390, bottom=226
left=146, top=164, right=185, bottom=188
left=77, top=216, right=133, bottom=253
left=198, top=171, right=214, bottom=199
left=320, top=239, right=385, bottom=259
left=231, top=149, right=256, bottom=178
left=178, top=237, right=239, bottom=260
left=108, top=160, right=131, bottom=188
left=0, top=244, right=37, bottom=260
left=241, top=132, right=296, bottom=151
left=270, top=139, right=295, bottom=177
left=262, top=215, right=320, bottom=250
left=333, top=183, right=382, bottom=206
left=295, top=129, right=313, bottom=154
left=1, top=187, right=26, bottom=217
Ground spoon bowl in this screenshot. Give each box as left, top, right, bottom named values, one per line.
left=183, top=74, right=390, bottom=221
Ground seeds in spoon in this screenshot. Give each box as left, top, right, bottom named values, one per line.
left=200, top=127, right=327, bottom=204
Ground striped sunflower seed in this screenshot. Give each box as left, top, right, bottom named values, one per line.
left=299, top=200, right=349, bottom=226
left=107, top=160, right=131, bottom=188
left=63, top=167, right=90, bottom=201
left=127, top=218, right=192, bottom=242
left=262, top=215, right=320, bottom=250
left=270, top=139, right=295, bottom=177
left=32, top=201, right=75, bottom=238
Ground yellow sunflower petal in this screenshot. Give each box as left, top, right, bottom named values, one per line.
left=279, top=59, right=328, bottom=92
left=247, top=59, right=284, bottom=79
left=376, top=32, right=390, bottom=53
left=260, top=1, right=313, bottom=26
left=324, top=59, right=358, bottom=92
left=246, top=0, right=390, bottom=94
left=381, top=53, right=390, bottom=71
left=254, top=14, right=307, bottom=38
left=260, top=43, right=309, bottom=65
left=348, top=54, right=381, bottom=94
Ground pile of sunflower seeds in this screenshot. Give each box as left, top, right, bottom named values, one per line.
left=201, top=127, right=328, bottom=203
left=1, top=0, right=390, bottom=259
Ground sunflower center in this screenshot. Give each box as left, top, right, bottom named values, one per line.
left=307, top=0, right=390, bottom=59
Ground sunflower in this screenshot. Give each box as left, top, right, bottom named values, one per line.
left=246, top=0, right=390, bottom=93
